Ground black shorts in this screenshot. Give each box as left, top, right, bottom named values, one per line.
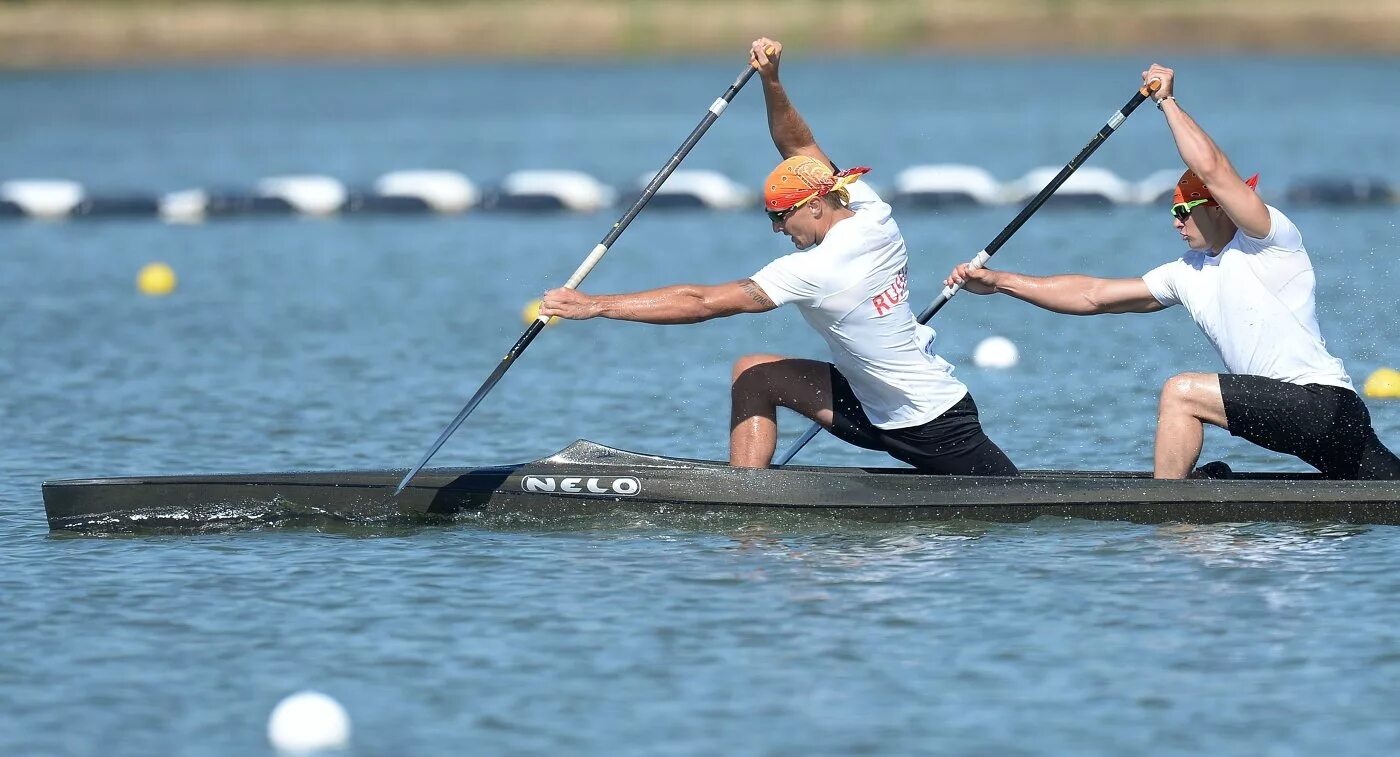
left=825, top=365, right=1019, bottom=476
left=1220, top=373, right=1400, bottom=480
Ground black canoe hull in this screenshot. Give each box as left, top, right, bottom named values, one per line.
left=41, top=440, right=1400, bottom=532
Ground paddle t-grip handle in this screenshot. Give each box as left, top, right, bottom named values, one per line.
left=1140, top=78, right=1163, bottom=98
left=750, top=45, right=777, bottom=67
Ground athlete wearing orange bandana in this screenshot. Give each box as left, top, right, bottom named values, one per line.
left=542, top=38, right=1017, bottom=475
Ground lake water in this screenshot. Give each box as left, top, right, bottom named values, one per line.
left=2, top=56, right=1399, bottom=755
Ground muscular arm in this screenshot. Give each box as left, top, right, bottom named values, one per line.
left=985, top=271, right=1165, bottom=315
left=761, top=78, right=832, bottom=167
left=1149, top=64, right=1270, bottom=238
left=1161, top=101, right=1269, bottom=237
left=750, top=39, right=834, bottom=168
left=541, top=279, right=777, bottom=325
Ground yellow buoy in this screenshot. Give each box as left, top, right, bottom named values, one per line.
left=136, top=262, right=177, bottom=297
left=1364, top=367, right=1400, bottom=399
left=521, top=298, right=558, bottom=327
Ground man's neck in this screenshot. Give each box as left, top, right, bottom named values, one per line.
left=812, top=206, right=858, bottom=246
left=827, top=206, right=857, bottom=228
left=1205, top=220, right=1238, bottom=255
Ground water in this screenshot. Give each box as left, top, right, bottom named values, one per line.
left=2, top=56, right=1399, bottom=754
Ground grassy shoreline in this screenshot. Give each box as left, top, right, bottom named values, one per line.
left=4, top=1, right=1400, bottom=68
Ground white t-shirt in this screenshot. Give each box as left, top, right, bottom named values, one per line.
left=1141, top=205, right=1353, bottom=390
left=750, top=181, right=968, bottom=428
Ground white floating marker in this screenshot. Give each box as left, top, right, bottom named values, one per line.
left=1, top=179, right=85, bottom=219
left=159, top=189, right=210, bottom=223
left=256, top=175, right=348, bottom=216
left=1009, top=166, right=1135, bottom=206
left=1135, top=168, right=1184, bottom=205
left=973, top=336, right=1020, bottom=369
left=267, top=690, right=351, bottom=754
left=374, top=170, right=480, bottom=213
left=894, top=164, right=1002, bottom=206
left=498, top=170, right=616, bottom=212
left=634, top=169, right=752, bottom=209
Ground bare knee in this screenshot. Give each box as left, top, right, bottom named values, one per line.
left=731, top=353, right=785, bottom=385
left=1159, top=372, right=1215, bottom=416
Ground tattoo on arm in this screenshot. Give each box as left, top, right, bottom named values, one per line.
left=740, top=279, right=776, bottom=309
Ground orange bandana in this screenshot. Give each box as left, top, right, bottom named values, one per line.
left=1173, top=169, right=1260, bottom=206
left=763, top=156, right=872, bottom=211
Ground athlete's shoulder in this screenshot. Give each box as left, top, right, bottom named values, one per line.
left=1238, top=205, right=1304, bottom=252
left=1151, top=252, right=1207, bottom=274
left=846, top=179, right=884, bottom=207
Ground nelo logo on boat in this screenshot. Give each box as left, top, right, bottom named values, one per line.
left=520, top=476, right=641, bottom=496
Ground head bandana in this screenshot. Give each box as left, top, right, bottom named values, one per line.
left=1173, top=169, right=1259, bottom=206
left=764, top=156, right=872, bottom=212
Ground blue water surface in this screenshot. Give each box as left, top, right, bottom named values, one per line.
left=2, top=56, right=1399, bottom=755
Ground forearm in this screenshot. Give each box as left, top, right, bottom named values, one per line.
left=762, top=78, right=819, bottom=159
left=593, top=285, right=727, bottom=325
left=988, top=272, right=1111, bottom=315
left=1160, top=100, right=1235, bottom=185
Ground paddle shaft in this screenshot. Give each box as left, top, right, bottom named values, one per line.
left=775, top=80, right=1162, bottom=467
left=392, top=64, right=761, bottom=496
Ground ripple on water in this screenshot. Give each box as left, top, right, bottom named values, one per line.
left=6, top=57, right=1400, bottom=755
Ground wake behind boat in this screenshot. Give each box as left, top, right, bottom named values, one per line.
left=42, top=440, right=1400, bottom=532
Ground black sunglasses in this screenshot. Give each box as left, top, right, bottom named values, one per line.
left=1171, top=198, right=1210, bottom=222
left=766, top=195, right=816, bottom=225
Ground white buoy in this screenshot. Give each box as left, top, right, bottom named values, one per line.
left=894, top=164, right=1003, bottom=205
left=267, top=690, right=351, bottom=754
left=634, top=169, right=752, bottom=209
left=1135, top=168, right=1185, bottom=204
left=374, top=170, right=480, bottom=213
left=159, top=189, right=209, bottom=223
left=499, top=170, right=616, bottom=212
left=1008, top=166, right=1135, bottom=205
left=973, top=336, right=1020, bottom=369
left=256, top=175, right=348, bottom=216
left=1, top=179, right=85, bottom=218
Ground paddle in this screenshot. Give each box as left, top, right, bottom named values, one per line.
left=774, top=79, right=1163, bottom=467
left=393, top=57, right=765, bottom=497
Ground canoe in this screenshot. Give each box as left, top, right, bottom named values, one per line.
left=41, top=439, right=1400, bottom=532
